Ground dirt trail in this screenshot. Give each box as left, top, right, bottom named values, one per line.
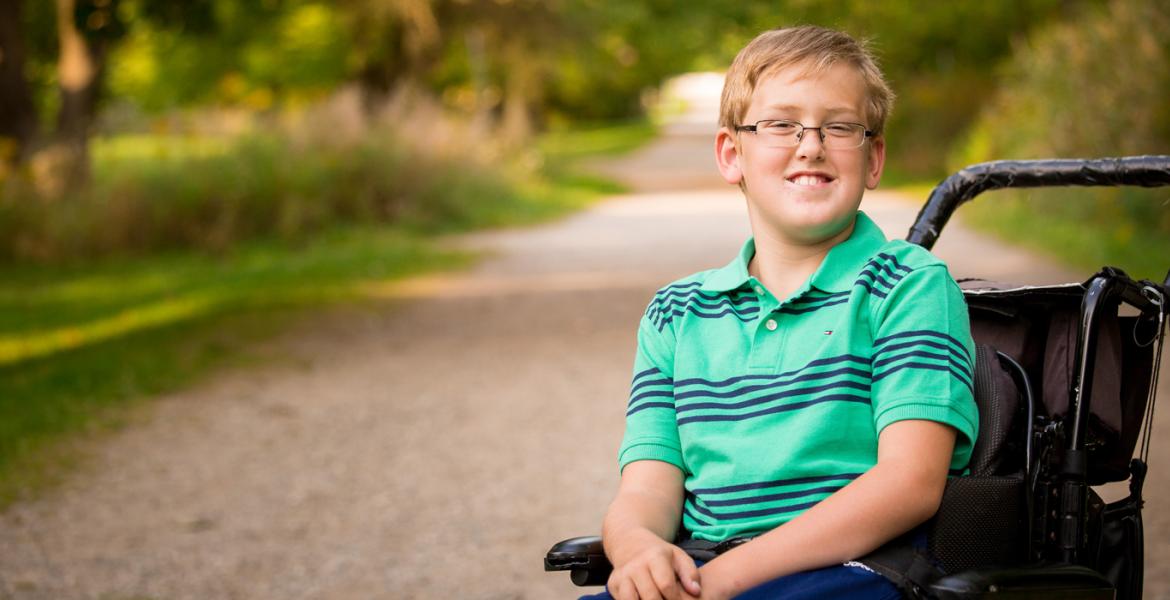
left=2, top=128, right=1167, bottom=600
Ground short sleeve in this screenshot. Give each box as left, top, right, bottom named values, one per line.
left=617, top=300, right=685, bottom=474
left=870, top=263, right=978, bottom=471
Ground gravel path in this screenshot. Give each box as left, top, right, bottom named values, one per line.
left=2, top=129, right=1167, bottom=600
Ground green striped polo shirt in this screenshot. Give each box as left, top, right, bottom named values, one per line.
left=618, top=211, right=978, bottom=542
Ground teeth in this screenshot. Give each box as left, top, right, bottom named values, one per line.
left=791, top=175, right=826, bottom=186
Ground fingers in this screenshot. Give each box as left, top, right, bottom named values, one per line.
left=672, top=548, right=702, bottom=597
left=607, top=572, right=625, bottom=600
left=631, top=568, right=664, bottom=600
left=608, top=572, right=635, bottom=600
left=609, top=568, right=661, bottom=600
left=608, top=543, right=698, bottom=600
left=649, top=556, right=682, bottom=599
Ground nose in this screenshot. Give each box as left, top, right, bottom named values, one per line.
left=795, top=127, right=826, bottom=158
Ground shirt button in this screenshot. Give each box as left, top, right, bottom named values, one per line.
left=754, top=285, right=764, bottom=295
left=765, top=319, right=778, bottom=331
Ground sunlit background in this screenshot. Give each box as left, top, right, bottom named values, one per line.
left=1, top=0, right=1168, bottom=596
left=4, top=1, right=1167, bottom=260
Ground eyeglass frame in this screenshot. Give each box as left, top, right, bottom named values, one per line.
left=733, top=119, right=875, bottom=149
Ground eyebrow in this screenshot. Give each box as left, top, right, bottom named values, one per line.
left=762, top=104, right=861, bottom=118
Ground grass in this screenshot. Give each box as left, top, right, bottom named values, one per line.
left=0, top=228, right=471, bottom=504
left=960, top=188, right=1170, bottom=282
left=537, top=119, right=657, bottom=196
left=887, top=180, right=1170, bottom=283
left=537, top=119, right=658, bottom=162
left=886, top=181, right=940, bottom=204
left=0, top=118, right=656, bottom=506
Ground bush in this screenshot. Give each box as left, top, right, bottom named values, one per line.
left=0, top=94, right=540, bottom=262
left=951, top=0, right=1170, bottom=278
left=953, top=0, right=1169, bottom=163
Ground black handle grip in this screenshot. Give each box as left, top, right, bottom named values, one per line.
left=907, top=156, right=1170, bottom=250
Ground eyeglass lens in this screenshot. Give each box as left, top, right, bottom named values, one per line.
left=755, top=121, right=866, bottom=149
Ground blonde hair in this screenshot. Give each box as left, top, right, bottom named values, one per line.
left=719, top=26, right=894, bottom=136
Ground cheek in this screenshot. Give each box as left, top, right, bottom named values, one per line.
left=743, top=150, right=786, bottom=175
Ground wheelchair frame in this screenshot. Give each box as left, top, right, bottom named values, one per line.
left=546, top=156, right=1170, bottom=599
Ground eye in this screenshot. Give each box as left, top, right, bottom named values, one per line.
left=823, top=123, right=859, bottom=137
left=761, top=120, right=799, bottom=133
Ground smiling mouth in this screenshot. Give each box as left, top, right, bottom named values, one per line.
left=787, top=174, right=834, bottom=186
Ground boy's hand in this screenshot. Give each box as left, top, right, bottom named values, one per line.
left=602, top=461, right=699, bottom=598
left=606, top=538, right=701, bottom=600
left=688, top=557, right=739, bottom=600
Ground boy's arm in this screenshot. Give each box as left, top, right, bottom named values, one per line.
left=603, top=460, right=703, bottom=600
left=694, top=419, right=956, bottom=599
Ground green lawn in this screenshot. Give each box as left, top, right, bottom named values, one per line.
left=890, top=182, right=1170, bottom=283
left=960, top=188, right=1170, bottom=283
left=0, top=119, right=657, bottom=506
left=0, top=228, right=470, bottom=504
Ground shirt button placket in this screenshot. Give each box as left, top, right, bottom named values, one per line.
left=749, top=309, right=783, bottom=371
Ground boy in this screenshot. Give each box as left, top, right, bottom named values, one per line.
left=589, top=26, right=977, bottom=600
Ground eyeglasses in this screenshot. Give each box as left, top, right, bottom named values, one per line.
left=734, top=120, right=874, bottom=150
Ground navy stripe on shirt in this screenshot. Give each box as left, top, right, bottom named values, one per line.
left=676, top=393, right=871, bottom=426
left=691, top=472, right=863, bottom=496
left=675, top=379, right=871, bottom=413
left=674, top=354, right=870, bottom=390
left=686, top=496, right=826, bottom=521
left=674, top=366, right=870, bottom=401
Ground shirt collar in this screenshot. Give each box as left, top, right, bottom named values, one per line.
left=699, top=211, right=888, bottom=294
left=700, top=237, right=755, bottom=292
left=808, top=211, right=888, bottom=293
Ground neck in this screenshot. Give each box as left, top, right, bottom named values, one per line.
left=748, top=222, right=855, bottom=300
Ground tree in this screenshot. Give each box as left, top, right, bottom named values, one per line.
left=0, top=0, right=38, bottom=174
left=45, top=0, right=111, bottom=189
left=339, top=0, right=574, bottom=141
left=340, top=0, right=442, bottom=106
left=10, top=0, right=123, bottom=194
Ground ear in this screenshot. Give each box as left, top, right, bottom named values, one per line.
left=715, top=127, right=743, bottom=185
left=865, top=136, right=886, bottom=190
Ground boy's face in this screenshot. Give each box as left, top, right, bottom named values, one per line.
left=715, top=62, right=885, bottom=246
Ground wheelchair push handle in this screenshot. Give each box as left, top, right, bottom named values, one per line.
left=907, top=155, right=1170, bottom=250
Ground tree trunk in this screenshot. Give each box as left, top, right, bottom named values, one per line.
left=499, top=39, right=539, bottom=145
left=464, top=26, right=495, bottom=136
left=41, top=0, right=107, bottom=194
left=0, top=0, right=38, bottom=174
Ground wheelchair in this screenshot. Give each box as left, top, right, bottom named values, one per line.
left=545, top=156, right=1170, bottom=599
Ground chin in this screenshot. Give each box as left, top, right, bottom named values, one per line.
left=787, top=214, right=855, bottom=243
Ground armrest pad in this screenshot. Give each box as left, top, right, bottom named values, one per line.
left=545, top=536, right=612, bottom=587
left=929, top=563, right=1114, bottom=599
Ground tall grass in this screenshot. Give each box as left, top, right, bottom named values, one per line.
left=4, top=119, right=493, bottom=259
left=960, top=187, right=1170, bottom=282
left=0, top=93, right=656, bottom=505
left=0, top=91, right=591, bottom=262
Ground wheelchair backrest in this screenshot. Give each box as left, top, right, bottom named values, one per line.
left=962, top=278, right=1157, bottom=484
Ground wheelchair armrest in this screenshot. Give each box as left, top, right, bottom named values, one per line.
left=928, top=563, right=1114, bottom=599
left=545, top=535, right=613, bottom=587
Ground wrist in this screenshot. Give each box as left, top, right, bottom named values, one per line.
left=606, top=527, right=669, bottom=566
left=692, top=554, right=739, bottom=596
left=697, top=555, right=748, bottom=598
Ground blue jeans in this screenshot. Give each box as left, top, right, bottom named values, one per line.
left=577, top=561, right=901, bottom=600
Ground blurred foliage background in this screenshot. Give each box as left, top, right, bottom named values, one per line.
left=1, top=0, right=1168, bottom=503
left=1, top=0, right=1166, bottom=266
left=951, top=0, right=1170, bottom=277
